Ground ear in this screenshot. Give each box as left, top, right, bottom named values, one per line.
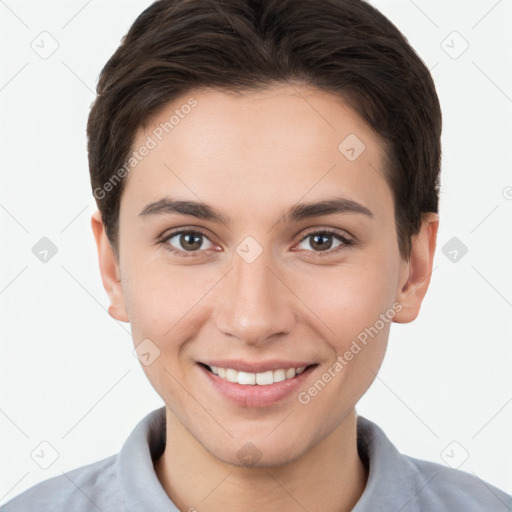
left=91, top=210, right=129, bottom=323
left=393, top=212, right=439, bottom=323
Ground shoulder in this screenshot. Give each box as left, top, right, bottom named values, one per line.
left=355, top=415, right=512, bottom=512
left=403, top=454, right=512, bottom=511
left=1, top=407, right=169, bottom=512
left=1, top=454, right=124, bottom=512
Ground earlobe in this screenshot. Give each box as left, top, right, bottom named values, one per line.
left=91, top=211, right=129, bottom=323
left=394, top=212, right=439, bottom=324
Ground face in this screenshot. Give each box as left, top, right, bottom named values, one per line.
left=93, top=84, right=436, bottom=467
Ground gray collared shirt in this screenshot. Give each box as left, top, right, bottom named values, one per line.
left=2, top=406, right=511, bottom=511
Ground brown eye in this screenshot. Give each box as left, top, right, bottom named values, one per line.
left=296, top=229, right=353, bottom=256
left=306, top=233, right=335, bottom=251
left=164, top=230, right=214, bottom=255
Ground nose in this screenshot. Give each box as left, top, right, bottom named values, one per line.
left=213, top=246, right=297, bottom=346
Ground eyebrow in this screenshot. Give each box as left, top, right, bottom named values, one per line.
left=138, top=196, right=374, bottom=225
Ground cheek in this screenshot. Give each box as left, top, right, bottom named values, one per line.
left=120, top=255, right=216, bottom=346
left=292, top=267, right=396, bottom=418
left=291, top=260, right=399, bottom=342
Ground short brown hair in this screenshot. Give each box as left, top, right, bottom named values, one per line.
left=87, top=0, right=442, bottom=258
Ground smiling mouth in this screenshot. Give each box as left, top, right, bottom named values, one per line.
left=199, top=363, right=318, bottom=386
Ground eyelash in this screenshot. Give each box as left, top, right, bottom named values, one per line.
left=158, top=227, right=354, bottom=259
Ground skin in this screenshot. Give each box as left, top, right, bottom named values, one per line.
left=92, top=84, right=438, bottom=512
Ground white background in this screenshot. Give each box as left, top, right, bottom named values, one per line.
left=1, top=0, right=511, bottom=505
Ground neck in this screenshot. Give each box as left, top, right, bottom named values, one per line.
left=154, top=408, right=368, bottom=512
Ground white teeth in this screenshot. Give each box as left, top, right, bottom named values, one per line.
left=285, top=368, right=296, bottom=379
left=256, top=371, right=274, bottom=385
left=206, top=365, right=309, bottom=385
left=226, top=368, right=238, bottom=383
left=237, top=371, right=256, bottom=385
left=273, top=369, right=286, bottom=382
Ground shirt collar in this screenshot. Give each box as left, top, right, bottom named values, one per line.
left=353, top=414, right=428, bottom=511
left=116, top=406, right=426, bottom=512
left=117, top=406, right=177, bottom=511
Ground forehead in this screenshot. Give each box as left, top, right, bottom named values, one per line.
left=121, top=84, right=393, bottom=223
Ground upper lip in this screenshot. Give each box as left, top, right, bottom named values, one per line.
left=200, top=359, right=316, bottom=373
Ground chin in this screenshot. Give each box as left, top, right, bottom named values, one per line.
left=202, top=433, right=311, bottom=469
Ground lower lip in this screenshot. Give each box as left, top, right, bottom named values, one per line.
left=198, top=364, right=316, bottom=408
